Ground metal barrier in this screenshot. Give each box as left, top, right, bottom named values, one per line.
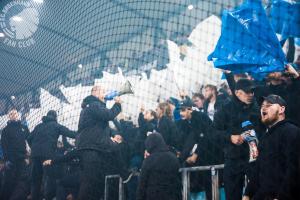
left=179, top=164, right=224, bottom=200
left=104, top=171, right=140, bottom=200
left=105, top=164, right=224, bottom=200
left=104, top=175, right=124, bottom=200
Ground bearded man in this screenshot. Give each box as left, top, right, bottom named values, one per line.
left=243, top=94, right=300, bottom=200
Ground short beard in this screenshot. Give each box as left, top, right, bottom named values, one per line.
left=262, top=110, right=279, bottom=127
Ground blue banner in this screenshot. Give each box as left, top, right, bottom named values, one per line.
left=208, top=0, right=286, bottom=80
left=270, top=0, right=300, bottom=40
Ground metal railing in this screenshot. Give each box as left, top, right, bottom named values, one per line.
left=104, top=171, right=140, bottom=200
left=105, top=164, right=224, bottom=200
left=179, top=164, right=224, bottom=200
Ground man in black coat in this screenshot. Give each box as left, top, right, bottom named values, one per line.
left=178, top=100, right=217, bottom=199
left=213, top=79, right=263, bottom=200
left=28, top=110, right=76, bottom=200
left=76, top=85, right=122, bottom=200
left=136, top=133, right=181, bottom=200
left=243, top=95, right=300, bottom=200
left=0, top=109, right=30, bottom=200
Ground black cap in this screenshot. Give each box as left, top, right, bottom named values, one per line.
left=179, top=99, right=194, bottom=109
left=261, top=94, right=287, bottom=107
left=235, top=79, right=255, bottom=93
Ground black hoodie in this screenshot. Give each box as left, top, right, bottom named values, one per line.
left=76, top=95, right=121, bottom=152
left=28, top=115, right=76, bottom=158
left=137, top=133, right=181, bottom=200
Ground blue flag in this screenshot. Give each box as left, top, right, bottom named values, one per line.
left=208, top=0, right=286, bottom=80
left=270, top=0, right=300, bottom=40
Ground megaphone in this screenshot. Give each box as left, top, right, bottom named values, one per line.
left=104, top=80, right=134, bottom=101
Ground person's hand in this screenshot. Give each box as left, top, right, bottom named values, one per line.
left=242, top=196, right=250, bottom=200
left=179, top=90, right=187, bottom=99
left=43, top=160, right=52, bottom=166
left=114, top=96, right=122, bottom=104
left=285, top=64, right=299, bottom=78
left=231, top=135, right=244, bottom=145
left=186, top=153, right=198, bottom=164
left=140, top=104, right=145, bottom=113
left=222, top=69, right=231, bottom=74
left=144, top=150, right=150, bottom=159
left=25, top=159, right=30, bottom=165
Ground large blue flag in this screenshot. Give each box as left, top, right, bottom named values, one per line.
left=270, top=0, right=300, bottom=40
left=208, top=0, right=286, bottom=80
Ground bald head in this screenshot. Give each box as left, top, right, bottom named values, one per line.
left=91, top=85, right=106, bottom=101
left=8, top=109, right=20, bottom=121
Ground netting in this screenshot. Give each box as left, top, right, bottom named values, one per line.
left=0, top=0, right=299, bottom=199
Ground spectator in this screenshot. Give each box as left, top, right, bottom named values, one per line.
left=28, top=110, right=76, bottom=200
left=203, top=84, right=230, bottom=121
left=155, top=102, right=180, bottom=150
left=243, top=95, right=300, bottom=200
left=213, top=79, right=263, bottom=200
left=0, top=109, right=30, bottom=200
left=192, top=93, right=205, bottom=111
left=136, top=133, right=181, bottom=200
left=76, top=85, right=122, bottom=200
left=178, top=100, right=214, bottom=199
left=138, top=107, right=157, bottom=141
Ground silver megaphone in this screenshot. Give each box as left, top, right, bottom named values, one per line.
left=104, top=80, right=134, bottom=101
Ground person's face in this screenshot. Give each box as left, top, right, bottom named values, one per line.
left=156, top=107, right=162, bottom=118
left=261, top=101, right=285, bottom=126
left=92, top=86, right=106, bottom=101
left=144, top=110, right=154, bottom=121
left=168, top=103, right=175, bottom=112
left=235, top=89, right=254, bottom=105
left=204, top=87, right=213, bottom=100
left=180, top=108, right=192, bottom=120
left=8, top=110, right=19, bottom=121
left=267, top=72, right=284, bottom=85
left=192, top=97, right=204, bottom=109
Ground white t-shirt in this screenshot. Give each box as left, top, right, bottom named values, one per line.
left=207, top=102, right=215, bottom=121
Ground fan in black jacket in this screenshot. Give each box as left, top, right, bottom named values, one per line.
left=213, top=79, right=263, bottom=200
left=178, top=100, right=217, bottom=199
left=28, top=110, right=76, bottom=200
left=155, top=102, right=180, bottom=151
left=244, top=95, right=300, bottom=200
left=76, top=85, right=122, bottom=200
left=0, top=109, right=30, bottom=200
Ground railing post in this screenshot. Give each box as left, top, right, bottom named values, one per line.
left=211, top=167, right=219, bottom=200
left=104, top=176, right=109, bottom=200
left=182, top=169, right=190, bottom=200
left=119, top=176, right=124, bottom=200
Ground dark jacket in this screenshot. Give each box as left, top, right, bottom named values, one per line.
left=245, top=120, right=300, bottom=200
left=138, top=113, right=157, bottom=140
left=28, top=115, right=76, bottom=159
left=179, top=110, right=216, bottom=165
left=203, top=94, right=230, bottom=120
left=1, top=120, right=29, bottom=162
left=213, top=97, right=263, bottom=160
left=136, top=133, right=181, bottom=200
left=76, top=95, right=121, bottom=152
left=156, top=116, right=180, bottom=149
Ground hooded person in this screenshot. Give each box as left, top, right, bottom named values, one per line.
left=136, top=133, right=181, bottom=200
left=28, top=110, right=77, bottom=200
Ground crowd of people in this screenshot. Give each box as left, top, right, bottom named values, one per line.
left=0, top=60, right=300, bottom=200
